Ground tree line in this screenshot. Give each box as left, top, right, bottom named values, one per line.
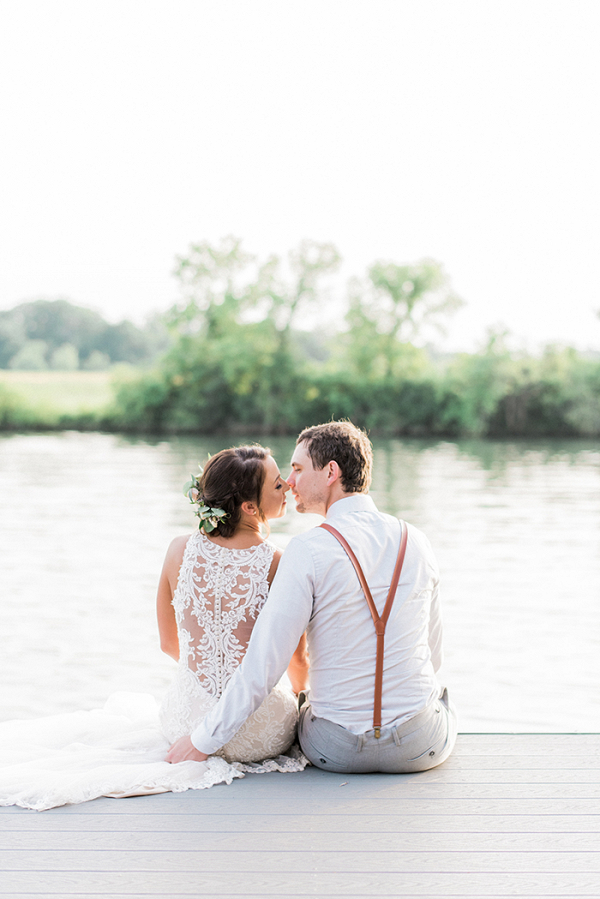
left=1, top=237, right=599, bottom=438
left=110, top=238, right=600, bottom=439
left=0, top=299, right=168, bottom=370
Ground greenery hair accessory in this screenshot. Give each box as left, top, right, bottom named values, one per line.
left=183, top=467, right=230, bottom=534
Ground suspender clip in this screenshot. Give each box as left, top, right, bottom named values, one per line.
left=374, top=727, right=381, bottom=739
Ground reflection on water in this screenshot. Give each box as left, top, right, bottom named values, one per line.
left=1, top=431, right=599, bottom=732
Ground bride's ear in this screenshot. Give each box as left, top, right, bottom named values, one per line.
left=241, top=500, right=258, bottom=517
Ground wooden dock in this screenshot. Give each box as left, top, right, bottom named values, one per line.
left=1, top=734, right=599, bottom=897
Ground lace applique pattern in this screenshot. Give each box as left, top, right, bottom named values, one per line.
left=173, top=531, right=273, bottom=699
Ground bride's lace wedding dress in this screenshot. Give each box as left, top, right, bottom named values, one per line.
left=0, top=532, right=306, bottom=811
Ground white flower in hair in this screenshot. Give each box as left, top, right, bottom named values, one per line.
left=183, top=467, right=230, bottom=534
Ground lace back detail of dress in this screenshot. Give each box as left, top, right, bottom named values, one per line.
left=173, top=531, right=274, bottom=699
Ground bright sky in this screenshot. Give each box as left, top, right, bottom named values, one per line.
left=1, top=0, right=599, bottom=352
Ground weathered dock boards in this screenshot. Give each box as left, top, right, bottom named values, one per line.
left=1, top=734, right=599, bottom=897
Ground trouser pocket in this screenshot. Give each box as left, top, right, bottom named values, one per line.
left=392, top=700, right=449, bottom=769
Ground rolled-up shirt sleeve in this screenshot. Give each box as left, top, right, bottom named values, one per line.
left=190, top=537, right=315, bottom=754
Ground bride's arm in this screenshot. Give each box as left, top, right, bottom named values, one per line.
left=156, top=535, right=188, bottom=661
left=267, top=548, right=310, bottom=694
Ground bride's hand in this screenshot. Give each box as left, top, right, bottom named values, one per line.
left=165, top=735, right=209, bottom=764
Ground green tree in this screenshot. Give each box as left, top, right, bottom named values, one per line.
left=344, top=259, right=463, bottom=378
left=563, top=355, right=600, bottom=436
left=49, top=343, right=79, bottom=370
left=439, top=331, right=513, bottom=437
left=0, top=315, right=26, bottom=367
left=162, top=237, right=341, bottom=431
left=97, top=321, right=154, bottom=364
left=171, top=236, right=254, bottom=336
left=9, top=340, right=48, bottom=370
left=83, top=350, right=111, bottom=371
left=250, top=240, right=341, bottom=349
left=0, top=299, right=165, bottom=369
left=171, top=236, right=340, bottom=342
left=13, top=300, right=106, bottom=359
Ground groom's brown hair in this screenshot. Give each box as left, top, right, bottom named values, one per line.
left=296, top=421, right=372, bottom=494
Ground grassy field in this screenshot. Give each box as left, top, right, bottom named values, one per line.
left=0, top=370, right=115, bottom=418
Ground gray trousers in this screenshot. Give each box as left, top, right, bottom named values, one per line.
left=298, top=689, right=457, bottom=774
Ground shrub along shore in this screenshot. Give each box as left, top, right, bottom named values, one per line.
left=1, top=345, right=599, bottom=440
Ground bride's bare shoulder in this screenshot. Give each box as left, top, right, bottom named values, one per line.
left=163, top=533, right=193, bottom=568
left=267, top=546, right=283, bottom=585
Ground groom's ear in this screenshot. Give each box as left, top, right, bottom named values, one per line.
left=326, top=461, right=341, bottom=485
left=241, top=500, right=258, bottom=517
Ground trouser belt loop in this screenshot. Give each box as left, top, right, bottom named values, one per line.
left=357, top=733, right=366, bottom=752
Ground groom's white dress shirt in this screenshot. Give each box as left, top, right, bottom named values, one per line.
left=191, top=493, right=443, bottom=754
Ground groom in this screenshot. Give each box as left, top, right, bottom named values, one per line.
left=166, top=420, right=456, bottom=772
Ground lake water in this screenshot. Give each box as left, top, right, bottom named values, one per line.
left=1, top=431, right=599, bottom=732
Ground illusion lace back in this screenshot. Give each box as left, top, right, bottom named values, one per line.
left=177, top=531, right=272, bottom=696
left=159, top=532, right=299, bottom=763
left=0, top=533, right=305, bottom=811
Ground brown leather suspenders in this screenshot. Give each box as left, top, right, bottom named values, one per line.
left=319, top=521, right=408, bottom=738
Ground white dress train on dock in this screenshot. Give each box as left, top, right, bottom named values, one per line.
left=0, top=532, right=306, bottom=811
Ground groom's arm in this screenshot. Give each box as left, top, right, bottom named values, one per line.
left=287, top=632, right=310, bottom=694
left=166, top=537, right=315, bottom=763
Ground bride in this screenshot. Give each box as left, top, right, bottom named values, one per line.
left=0, top=445, right=309, bottom=811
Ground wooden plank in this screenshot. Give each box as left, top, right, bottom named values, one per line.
left=2, top=848, right=600, bottom=874
left=3, top=765, right=596, bottom=813
left=445, top=736, right=600, bottom=754
left=399, top=768, right=600, bottom=782
left=363, top=782, right=600, bottom=798
left=3, top=797, right=599, bottom=815
left=13, top=892, right=593, bottom=899
left=4, top=829, right=600, bottom=851
left=458, top=734, right=600, bottom=743
left=3, top=796, right=600, bottom=816
left=136, top=778, right=600, bottom=798
left=1, top=870, right=599, bottom=895
left=2, top=813, right=600, bottom=834
left=438, top=756, right=600, bottom=770
left=0, top=885, right=597, bottom=899
left=423, top=755, right=600, bottom=771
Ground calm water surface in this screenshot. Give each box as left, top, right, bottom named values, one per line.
left=1, top=431, right=599, bottom=732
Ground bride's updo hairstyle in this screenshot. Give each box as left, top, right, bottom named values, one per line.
left=197, top=445, right=270, bottom=538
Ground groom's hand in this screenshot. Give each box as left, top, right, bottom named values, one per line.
left=165, top=735, right=209, bottom=764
